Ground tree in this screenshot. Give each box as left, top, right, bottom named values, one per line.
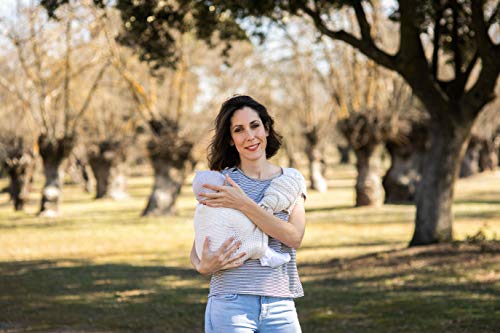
left=460, top=100, right=500, bottom=177
left=0, top=98, right=37, bottom=211
left=277, top=24, right=333, bottom=192
left=81, top=64, right=140, bottom=200
left=1, top=3, right=109, bottom=216
left=202, top=0, right=500, bottom=245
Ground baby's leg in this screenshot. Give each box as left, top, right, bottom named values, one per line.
left=259, top=247, right=291, bottom=268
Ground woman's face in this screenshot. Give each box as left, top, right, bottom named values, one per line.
left=229, top=106, right=269, bottom=164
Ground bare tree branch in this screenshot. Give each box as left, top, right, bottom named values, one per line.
left=431, top=6, right=444, bottom=79
left=300, top=3, right=398, bottom=71
left=451, top=0, right=463, bottom=82
left=352, top=1, right=373, bottom=44
left=63, top=20, right=72, bottom=132
left=471, top=0, right=498, bottom=61
left=70, top=60, right=110, bottom=134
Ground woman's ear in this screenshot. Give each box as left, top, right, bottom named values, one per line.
left=229, top=140, right=234, bottom=146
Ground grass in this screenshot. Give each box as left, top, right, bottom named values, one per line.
left=0, top=163, right=499, bottom=332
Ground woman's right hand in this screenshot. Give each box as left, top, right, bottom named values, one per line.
left=195, top=237, right=246, bottom=275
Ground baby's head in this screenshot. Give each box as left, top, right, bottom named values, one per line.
left=192, top=170, right=226, bottom=202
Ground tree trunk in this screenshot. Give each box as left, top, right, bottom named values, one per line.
left=88, top=140, right=129, bottom=200
left=282, top=140, right=299, bottom=169
left=337, top=144, right=351, bottom=164
left=383, top=142, right=419, bottom=204
left=304, top=127, right=327, bottom=192
left=410, top=122, right=470, bottom=246
left=459, top=135, right=482, bottom=177
left=306, top=148, right=328, bottom=193
left=142, top=121, right=193, bottom=216
left=38, top=134, right=75, bottom=217
left=66, top=154, right=94, bottom=193
left=354, top=144, right=384, bottom=207
left=383, top=124, right=429, bottom=204
left=478, top=138, right=498, bottom=172
left=4, top=152, right=36, bottom=211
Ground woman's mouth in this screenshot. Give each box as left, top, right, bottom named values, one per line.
left=245, top=143, right=259, bottom=151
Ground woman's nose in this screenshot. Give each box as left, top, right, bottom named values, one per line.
left=245, top=128, right=255, bottom=139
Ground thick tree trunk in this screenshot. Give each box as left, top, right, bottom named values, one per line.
left=478, top=138, right=498, bottom=172
left=282, top=140, right=299, bottom=169
left=354, top=144, right=384, bottom=207
left=383, top=142, right=420, bottom=204
left=66, top=155, right=94, bottom=193
left=304, top=127, right=327, bottom=192
left=88, top=140, right=129, bottom=200
left=383, top=124, right=429, bottom=204
left=306, top=149, right=328, bottom=193
left=337, top=144, right=351, bottom=164
left=4, top=152, right=36, bottom=211
left=410, top=122, right=470, bottom=246
left=459, top=135, right=482, bottom=177
left=142, top=121, right=193, bottom=216
left=38, top=134, right=75, bottom=217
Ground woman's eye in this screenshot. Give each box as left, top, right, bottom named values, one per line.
left=251, top=123, right=260, bottom=128
left=234, top=128, right=241, bottom=133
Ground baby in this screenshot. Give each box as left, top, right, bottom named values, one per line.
left=192, top=169, right=305, bottom=268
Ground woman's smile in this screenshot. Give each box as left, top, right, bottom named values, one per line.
left=245, top=143, right=260, bottom=151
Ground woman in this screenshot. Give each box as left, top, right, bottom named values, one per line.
left=190, top=95, right=306, bottom=332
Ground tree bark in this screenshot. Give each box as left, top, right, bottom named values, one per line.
left=459, top=135, right=482, bottom=177
left=304, top=127, right=327, bottom=192
left=410, top=121, right=470, bottom=246
left=88, top=140, right=129, bottom=200
left=66, top=154, right=94, bottom=193
left=354, top=143, right=384, bottom=206
left=142, top=121, right=193, bottom=216
left=4, top=151, right=36, bottom=211
left=38, top=134, right=75, bottom=217
left=383, top=124, right=429, bottom=204
left=282, top=140, right=299, bottom=169
left=337, top=144, right=351, bottom=164
left=383, top=142, right=419, bottom=204
left=478, top=137, right=498, bottom=172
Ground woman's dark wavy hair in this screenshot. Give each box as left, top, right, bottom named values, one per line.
left=208, top=95, right=283, bottom=171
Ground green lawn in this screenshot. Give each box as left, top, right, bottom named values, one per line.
left=0, top=164, right=499, bottom=332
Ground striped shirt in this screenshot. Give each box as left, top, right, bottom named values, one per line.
left=208, top=167, right=306, bottom=298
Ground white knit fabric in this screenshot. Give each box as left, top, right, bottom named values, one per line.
left=259, top=170, right=305, bottom=214
left=193, top=169, right=304, bottom=261
left=192, top=170, right=226, bottom=202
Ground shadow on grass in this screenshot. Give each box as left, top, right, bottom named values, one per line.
left=305, top=205, right=354, bottom=213
left=300, top=241, right=403, bottom=251
left=0, top=260, right=207, bottom=333
left=454, top=199, right=500, bottom=205
left=297, top=244, right=500, bottom=333
left=0, top=244, right=498, bottom=333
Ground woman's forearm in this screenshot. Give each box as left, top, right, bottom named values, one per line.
left=239, top=198, right=305, bottom=249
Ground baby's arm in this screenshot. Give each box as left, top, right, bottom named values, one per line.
left=259, top=171, right=306, bottom=214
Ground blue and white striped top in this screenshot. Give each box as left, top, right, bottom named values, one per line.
left=208, top=167, right=306, bottom=298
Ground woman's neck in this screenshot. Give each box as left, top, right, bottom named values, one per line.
left=238, top=160, right=279, bottom=180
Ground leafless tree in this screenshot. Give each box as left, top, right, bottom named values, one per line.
left=0, top=2, right=109, bottom=216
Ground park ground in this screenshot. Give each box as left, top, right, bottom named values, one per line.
left=0, top=163, right=499, bottom=333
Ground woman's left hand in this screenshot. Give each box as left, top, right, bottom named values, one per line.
left=200, top=175, right=250, bottom=209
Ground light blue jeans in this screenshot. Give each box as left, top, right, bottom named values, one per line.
left=205, top=294, right=302, bottom=333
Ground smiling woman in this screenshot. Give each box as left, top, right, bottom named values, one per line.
left=189, top=95, right=307, bottom=333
